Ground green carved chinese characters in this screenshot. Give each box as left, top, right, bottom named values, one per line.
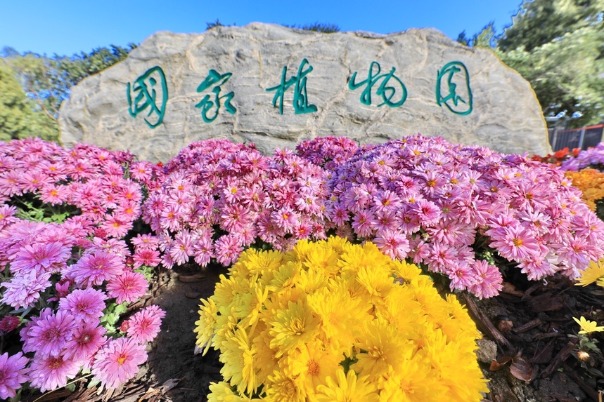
left=436, top=61, right=473, bottom=115
left=349, top=61, right=407, bottom=108
left=195, top=69, right=237, bottom=123
left=266, top=58, right=317, bottom=115
left=127, top=66, right=168, bottom=128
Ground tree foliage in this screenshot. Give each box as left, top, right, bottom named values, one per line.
left=0, top=61, right=58, bottom=141
left=499, top=0, right=604, bottom=52
left=498, top=0, right=604, bottom=126
left=459, top=0, right=604, bottom=127
left=1, top=44, right=134, bottom=142
left=457, top=22, right=498, bottom=48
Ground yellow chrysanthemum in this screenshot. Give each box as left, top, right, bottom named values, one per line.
left=268, top=299, right=321, bottom=357
left=235, top=248, right=284, bottom=284
left=234, top=282, right=269, bottom=329
left=379, top=286, right=425, bottom=338
left=576, top=259, right=604, bottom=286
left=197, top=237, right=486, bottom=401
left=300, top=241, right=341, bottom=277
left=573, top=316, right=604, bottom=334
left=207, top=381, right=258, bottom=402
left=307, top=285, right=369, bottom=354
left=219, top=327, right=258, bottom=395
left=194, top=297, right=219, bottom=354
left=294, top=264, right=329, bottom=294
left=352, top=319, right=409, bottom=380
left=355, top=263, right=395, bottom=302
left=269, top=260, right=302, bottom=290
left=315, top=368, right=378, bottom=402
left=264, top=370, right=306, bottom=402
left=379, top=356, right=446, bottom=402
left=251, top=327, right=279, bottom=385
left=284, top=342, right=342, bottom=396
left=392, top=259, right=422, bottom=283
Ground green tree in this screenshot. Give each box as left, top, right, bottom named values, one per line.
left=0, top=60, right=58, bottom=141
left=6, top=45, right=135, bottom=119
left=497, top=0, right=604, bottom=126
left=1, top=44, right=134, bottom=142
left=457, top=22, right=498, bottom=48
left=499, top=0, right=604, bottom=52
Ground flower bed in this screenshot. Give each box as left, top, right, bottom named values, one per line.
left=0, top=138, right=164, bottom=398
left=325, top=135, right=604, bottom=298
left=142, top=139, right=329, bottom=268
left=195, top=237, right=488, bottom=401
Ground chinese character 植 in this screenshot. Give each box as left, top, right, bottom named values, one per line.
left=266, top=58, right=317, bottom=115
left=436, top=61, right=473, bottom=115
left=195, top=69, right=237, bottom=123
left=127, top=66, right=168, bottom=128
left=348, top=61, right=407, bottom=108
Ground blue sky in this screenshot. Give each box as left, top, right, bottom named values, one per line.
left=1, top=0, right=522, bottom=56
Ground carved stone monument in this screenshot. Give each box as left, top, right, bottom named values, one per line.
left=59, top=23, right=550, bottom=162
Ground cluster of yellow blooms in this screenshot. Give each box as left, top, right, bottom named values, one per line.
left=577, top=259, right=604, bottom=288
left=564, top=168, right=604, bottom=211
left=195, top=237, right=488, bottom=401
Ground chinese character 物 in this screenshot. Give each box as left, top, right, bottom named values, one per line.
left=348, top=61, right=407, bottom=108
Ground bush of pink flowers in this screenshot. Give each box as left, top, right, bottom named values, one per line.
left=141, top=139, right=329, bottom=268
left=560, top=142, right=604, bottom=172
left=0, top=138, right=164, bottom=399
left=326, top=134, right=604, bottom=298
left=295, top=136, right=360, bottom=170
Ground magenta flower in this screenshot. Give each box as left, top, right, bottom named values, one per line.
left=22, top=309, right=75, bottom=357
left=64, top=322, right=107, bottom=364
left=1, top=270, right=51, bottom=309
left=0, top=315, right=20, bottom=334
left=92, top=337, right=148, bottom=389
left=132, top=248, right=161, bottom=268
left=106, top=271, right=149, bottom=304
left=131, top=234, right=160, bottom=251
left=125, top=305, right=166, bottom=344
left=59, top=288, right=107, bottom=322
left=28, top=354, right=80, bottom=393
left=67, top=248, right=124, bottom=286
left=0, top=352, right=29, bottom=399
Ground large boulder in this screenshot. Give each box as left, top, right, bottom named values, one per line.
left=59, top=23, right=550, bottom=162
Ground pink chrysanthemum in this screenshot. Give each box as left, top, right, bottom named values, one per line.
left=131, top=234, right=160, bottom=251
left=373, top=229, right=410, bottom=260
left=0, top=352, right=29, bottom=399
left=1, top=270, right=51, bottom=309
left=92, top=337, right=148, bottom=389
left=64, top=322, right=107, bottom=364
left=106, top=271, right=149, bottom=304
left=22, top=309, right=75, bottom=357
left=125, top=305, right=166, bottom=344
left=28, top=354, right=80, bottom=393
left=132, top=248, right=161, bottom=268
left=59, top=288, right=107, bottom=321
left=67, top=248, right=124, bottom=286
left=10, top=241, right=71, bottom=275
left=467, top=260, right=504, bottom=299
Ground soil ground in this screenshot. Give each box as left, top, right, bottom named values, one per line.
left=23, top=266, right=604, bottom=402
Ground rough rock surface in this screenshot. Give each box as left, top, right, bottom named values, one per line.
left=59, top=23, right=550, bottom=162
